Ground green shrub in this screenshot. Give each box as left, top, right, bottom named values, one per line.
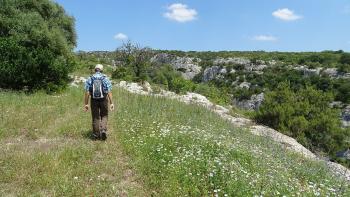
left=334, top=79, right=350, bottom=103
left=340, top=53, right=350, bottom=65
left=0, top=0, right=76, bottom=92
left=168, top=77, right=195, bottom=94
left=194, top=83, right=230, bottom=105
left=112, top=66, right=135, bottom=81
left=255, top=82, right=347, bottom=154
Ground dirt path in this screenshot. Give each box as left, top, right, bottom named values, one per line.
left=0, top=106, right=148, bottom=196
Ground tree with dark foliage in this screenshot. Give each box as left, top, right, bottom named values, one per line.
left=0, top=0, right=76, bottom=92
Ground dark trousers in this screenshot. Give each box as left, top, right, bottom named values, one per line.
left=91, top=98, right=108, bottom=133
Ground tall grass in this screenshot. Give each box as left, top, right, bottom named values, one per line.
left=0, top=88, right=146, bottom=196
left=113, top=88, right=349, bottom=196
left=0, top=87, right=348, bottom=196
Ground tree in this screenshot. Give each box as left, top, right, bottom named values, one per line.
left=340, top=53, right=350, bottom=65
left=0, top=0, right=76, bottom=91
left=112, top=41, right=152, bottom=83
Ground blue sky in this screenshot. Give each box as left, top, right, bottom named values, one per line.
left=55, top=0, right=350, bottom=52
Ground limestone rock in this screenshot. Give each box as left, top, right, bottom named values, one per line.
left=342, top=105, right=350, bottom=127
left=70, top=76, right=86, bottom=87
left=238, top=82, right=251, bottom=89
left=213, top=57, right=251, bottom=66
left=250, top=125, right=316, bottom=159
left=233, top=93, right=264, bottom=111
left=294, top=65, right=322, bottom=76
left=172, top=57, right=202, bottom=80
left=322, top=68, right=338, bottom=78
left=202, top=66, right=221, bottom=82
left=245, top=64, right=267, bottom=71
left=151, top=53, right=201, bottom=80
left=116, top=81, right=152, bottom=95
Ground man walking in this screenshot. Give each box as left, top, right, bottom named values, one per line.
left=84, top=64, right=114, bottom=140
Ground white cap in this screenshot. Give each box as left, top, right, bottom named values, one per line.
left=95, top=64, right=103, bottom=71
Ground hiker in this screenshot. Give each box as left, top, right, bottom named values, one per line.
left=84, top=64, right=114, bottom=140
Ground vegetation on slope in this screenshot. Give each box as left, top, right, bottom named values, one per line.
left=1, top=87, right=348, bottom=196
left=77, top=46, right=350, bottom=165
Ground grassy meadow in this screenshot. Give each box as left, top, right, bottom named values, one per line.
left=0, top=86, right=349, bottom=196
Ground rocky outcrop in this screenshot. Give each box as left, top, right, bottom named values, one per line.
left=70, top=76, right=86, bottom=87
left=330, top=102, right=350, bottom=128
left=294, top=65, right=322, bottom=76
left=250, top=125, right=316, bottom=159
left=238, top=82, right=251, bottom=89
left=213, top=57, right=251, bottom=66
left=292, top=66, right=350, bottom=79
left=151, top=53, right=201, bottom=80
left=150, top=53, right=173, bottom=64
left=172, top=57, right=201, bottom=80
left=117, top=81, right=152, bottom=95
left=322, top=68, right=338, bottom=78
left=202, top=66, right=230, bottom=82
left=342, top=105, right=350, bottom=127
left=326, top=162, right=350, bottom=182
left=233, top=93, right=264, bottom=111
left=202, top=66, right=220, bottom=82
left=244, top=64, right=267, bottom=71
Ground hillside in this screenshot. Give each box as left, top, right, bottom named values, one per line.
left=1, top=83, right=349, bottom=196
left=1, top=1, right=349, bottom=196
left=78, top=49, right=350, bottom=165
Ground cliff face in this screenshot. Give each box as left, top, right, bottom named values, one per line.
left=150, top=53, right=201, bottom=80
left=149, top=54, right=350, bottom=127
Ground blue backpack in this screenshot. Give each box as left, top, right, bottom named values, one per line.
left=89, top=75, right=106, bottom=99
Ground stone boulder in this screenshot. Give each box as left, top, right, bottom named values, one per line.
left=202, top=66, right=229, bottom=82
left=70, top=75, right=86, bottom=87
left=151, top=53, right=201, bottom=80
left=172, top=57, right=202, bottom=80
left=342, top=105, right=350, bottom=127
left=150, top=53, right=173, bottom=64
left=322, top=68, right=338, bottom=78
left=117, top=81, right=152, bottom=95
left=294, top=65, right=322, bottom=76
left=233, top=93, right=264, bottom=111
left=244, top=64, right=267, bottom=71
left=213, top=57, right=251, bottom=66
left=202, top=66, right=220, bottom=82
left=238, top=82, right=251, bottom=89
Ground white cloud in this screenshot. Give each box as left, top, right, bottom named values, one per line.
left=114, top=33, right=128, bottom=40
left=252, top=35, right=278, bottom=42
left=272, top=8, right=302, bottom=21
left=164, top=3, right=197, bottom=22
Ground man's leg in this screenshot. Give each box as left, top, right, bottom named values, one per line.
left=100, top=98, right=109, bottom=140
left=91, top=99, right=100, bottom=139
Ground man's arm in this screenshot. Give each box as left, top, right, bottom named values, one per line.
left=104, top=77, right=114, bottom=111
left=84, top=91, right=90, bottom=111
left=107, top=92, right=115, bottom=111
left=84, top=77, right=92, bottom=111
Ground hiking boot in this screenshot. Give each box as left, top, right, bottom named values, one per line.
left=91, top=132, right=100, bottom=140
left=101, top=130, right=107, bottom=141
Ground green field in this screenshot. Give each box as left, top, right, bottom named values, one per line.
left=0, top=87, right=349, bottom=196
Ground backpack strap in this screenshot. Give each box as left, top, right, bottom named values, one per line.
left=89, top=75, right=94, bottom=94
